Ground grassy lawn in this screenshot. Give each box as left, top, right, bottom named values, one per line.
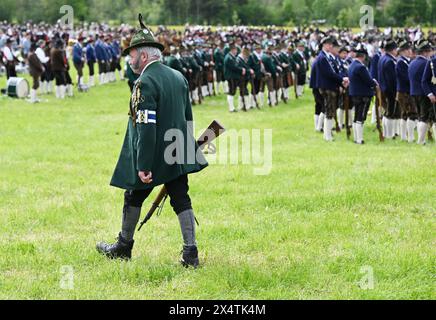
left=0, top=68, right=434, bottom=300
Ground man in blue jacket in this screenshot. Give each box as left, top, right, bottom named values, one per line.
left=415, top=39, right=436, bottom=144
left=378, top=39, right=398, bottom=139
left=105, top=36, right=116, bottom=82
left=348, top=44, right=378, bottom=144
left=95, top=34, right=108, bottom=85
left=369, top=41, right=383, bottom=124
left=421, top=50, right=436, bottom=142
left=86, top=38, right=96, bottom=86
left=72, top=36, right=85, bottom=87
left=309, top=48, right=324, bottom=132
left=395, top=40, right=413, bottom=141
left=316, top=36, right=349, bottom=141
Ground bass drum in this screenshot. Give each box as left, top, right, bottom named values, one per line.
left=7, top=77, right=29, bottom=98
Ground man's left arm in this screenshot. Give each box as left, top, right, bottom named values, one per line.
left=135, top=80, right=158, bottom=177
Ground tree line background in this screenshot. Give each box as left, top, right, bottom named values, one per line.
left=0, top=0, right=434, bottom=27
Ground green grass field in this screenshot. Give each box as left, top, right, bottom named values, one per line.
left=0, top=69, right=435, bottom=300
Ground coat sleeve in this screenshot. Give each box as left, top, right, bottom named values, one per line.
left=359, top=65, right=376, bottom=89
left=421, top=60, right=434, bottom=96
left=135, top=80, right=158, bottom=172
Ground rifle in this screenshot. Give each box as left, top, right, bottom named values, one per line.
left=344, top=91, right=351, bottom=139
left=196, top=72, right=203, bottom=104
left=333, top=108, right=341, bottom=133
left=138, top=120, right=226, bottom=231
left=375, top=86, right=385, bottom=142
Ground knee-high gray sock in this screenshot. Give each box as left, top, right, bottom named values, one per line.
left=178, top=209, right=197, bottom=247
left=121, top=206, right=141, bottom=241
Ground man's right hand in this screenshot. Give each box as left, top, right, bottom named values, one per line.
left=138, top=171, right=153, bottom=184
left=429, top=94, right=436, bottom=104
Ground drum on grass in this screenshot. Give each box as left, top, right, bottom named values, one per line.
left=7, top=77, right=29, bottom=98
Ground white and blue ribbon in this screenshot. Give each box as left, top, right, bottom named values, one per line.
left=136, top=110, right=157, bottom=124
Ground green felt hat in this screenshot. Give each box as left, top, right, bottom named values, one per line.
left=122, top=14, right=164, bottom=56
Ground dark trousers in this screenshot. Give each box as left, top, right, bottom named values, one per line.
left=31, top=74, right=40, bottom=90
left=415, top=96, right=436, bottom=123
left=74, top=61, right=84, bottom=78
left=88, top=61, right=95, bottom=76
left=6, top=62, right=16, bottom=79
left=124, top=174, right=192, bottom=215
left=312, top=88, right=324, bottom=115
left=227, top=79, right=240, bottom=96
left=383, top=91, right=399, bottom=119
left=351, top=96, right=371, bottom=123
left=251, top=77, right=262, bottom=95
left=216, top=69, right=224, bottom=82
left=319, top=89, right=338, bottom=119
left=239, top=79, right=249, bottom=96
left=98, top=61, right=107, bottom=74
left=53, top=70, right=66, bottom=86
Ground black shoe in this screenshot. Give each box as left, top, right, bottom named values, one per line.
left=96, top=233, right=134, bottom=260
left=180, top=245, right=199, bottom=269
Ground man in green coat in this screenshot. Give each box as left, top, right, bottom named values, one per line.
left=96, top=20, right=208, bottom=268
left=293, top=41, right=308, bottom=97
left=213, top=42, right=226, bottom=94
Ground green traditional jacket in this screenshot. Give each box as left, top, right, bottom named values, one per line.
left=167, top=55, right=185, bottom=75
left=261, top=53, right=277, bottom=78
left=292, top=51, right=308, bottom=75
left=213, top=48, right=225, bottom=72
left=237, top=55, right=251, bottom=81
left=125, top=62, right=139, bottom=92
left=248, top=53, right=263, bottom=78
left=224, top=53, right=244, bottom=80
left=110, top=61, right=208, bottom=190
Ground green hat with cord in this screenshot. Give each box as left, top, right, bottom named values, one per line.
left=122, top=14, right=164, bottom=56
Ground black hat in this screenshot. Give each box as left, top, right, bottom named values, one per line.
left=384, top=38, right=398, bottom=51
left=354, top=43, right=368, bottom=55
left=414, top=39, right=432, bottom=52
left=321, top=36, right=335, bottom=45
left=339, top=46, right=349, bottom=53
left=398, top=39, right=411, bottom=50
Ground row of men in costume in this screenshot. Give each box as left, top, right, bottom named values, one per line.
left=2, top=32, right=123, bottom=103
left=162, top=41, right=310, bottom=112
left=310, top=36, right=435, bottom=145
left=72, top=34, right=124, bottom=88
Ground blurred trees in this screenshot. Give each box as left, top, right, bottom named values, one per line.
left=1, top=0, right=434, bottom=27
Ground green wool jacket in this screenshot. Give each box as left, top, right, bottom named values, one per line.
left=261, top=53, right=277, bottom=78
left=248, top=53, right=263, bottom=78
left=224, top=53, right=244, bottom=80
left=213, top=48, right=225, bottom=72
left=292, top=51, right=308, bottom=75
left=110, top=61, right=208, bottom=190
left=167, top=55, right=185, bottom=75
